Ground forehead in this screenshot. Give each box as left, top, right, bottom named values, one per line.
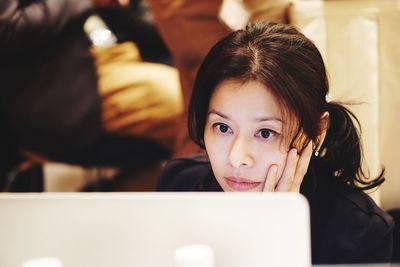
left=209, top=79, right=282, bottom=118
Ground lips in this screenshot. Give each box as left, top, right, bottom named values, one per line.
left=224, top=176, right=262, bottom=191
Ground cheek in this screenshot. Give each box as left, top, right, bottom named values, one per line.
left=275, top=152, right=289, bottom=178
left=204, top=128, right=230, bottom=154
left=204, top=129, right=215, bottom=155
left=204, top=130, right=224, bottom=164
left=204, top=130, right=232, bottom=183
left=256, top=144, right=288, bottom=178
left=205, top=140, right=226, bottom=187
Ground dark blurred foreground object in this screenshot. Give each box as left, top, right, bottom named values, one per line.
left=0, top=0, right=181, bottom=191
left=0, top=129, right=170, bottom=192
left=99, top=0, right=173, bottom=65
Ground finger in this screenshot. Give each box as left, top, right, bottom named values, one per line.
left=275, top=148, right=299, bottom=191
left=263, top=164, right=278, bottom=192
left=291, top=141, right=313, bottom=192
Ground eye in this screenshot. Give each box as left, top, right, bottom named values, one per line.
left=256, top=128, right=275, bottom=140
left=219, top=124, right=229, bottom=133
left=213, top=123, right=232, bottom=134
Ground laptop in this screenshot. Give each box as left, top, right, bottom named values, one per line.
left=0, top=192, right=311, bottom=267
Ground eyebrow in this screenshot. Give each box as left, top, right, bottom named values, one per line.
left=208, top=109, right=283, bottom=123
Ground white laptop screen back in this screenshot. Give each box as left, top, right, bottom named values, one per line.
left=0, top=193, right=311, bottom=267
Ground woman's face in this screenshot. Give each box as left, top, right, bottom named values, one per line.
left=204, top=79, right=293, bottom=192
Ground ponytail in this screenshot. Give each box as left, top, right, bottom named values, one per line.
left=315, top=102, right=384, bottom=190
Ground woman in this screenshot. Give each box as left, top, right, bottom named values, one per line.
left=157, top=22, right=394, bottom=264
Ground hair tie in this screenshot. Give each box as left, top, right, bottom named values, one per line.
left=325, top=93, right=332, bottom=103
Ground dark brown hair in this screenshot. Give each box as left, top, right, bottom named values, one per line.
left=188, top=22, right=384, bottom=190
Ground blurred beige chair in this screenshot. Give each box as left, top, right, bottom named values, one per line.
left=290, top=0, right=400, bottom=208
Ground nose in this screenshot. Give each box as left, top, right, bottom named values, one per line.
left=228, top=135, right=254, bottom=168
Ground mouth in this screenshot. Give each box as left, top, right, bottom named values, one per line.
left=224, top=176, right=262, bottom=191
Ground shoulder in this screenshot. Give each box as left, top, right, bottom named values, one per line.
left=157, top=154, right=214, bottom=191
left=334, top=185, right=394, bottom=239
left=312, top=182, right=394, bottom=263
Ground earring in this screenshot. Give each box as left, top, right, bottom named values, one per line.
left=314, top=147, right=327, bottom=158
left=312, top=142, right=319, bottom=157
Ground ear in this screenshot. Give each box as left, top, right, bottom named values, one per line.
left=314, top=112, right=329, bottom=156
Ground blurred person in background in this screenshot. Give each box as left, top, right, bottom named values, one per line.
left=0, top=0, right=182, bottom=191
